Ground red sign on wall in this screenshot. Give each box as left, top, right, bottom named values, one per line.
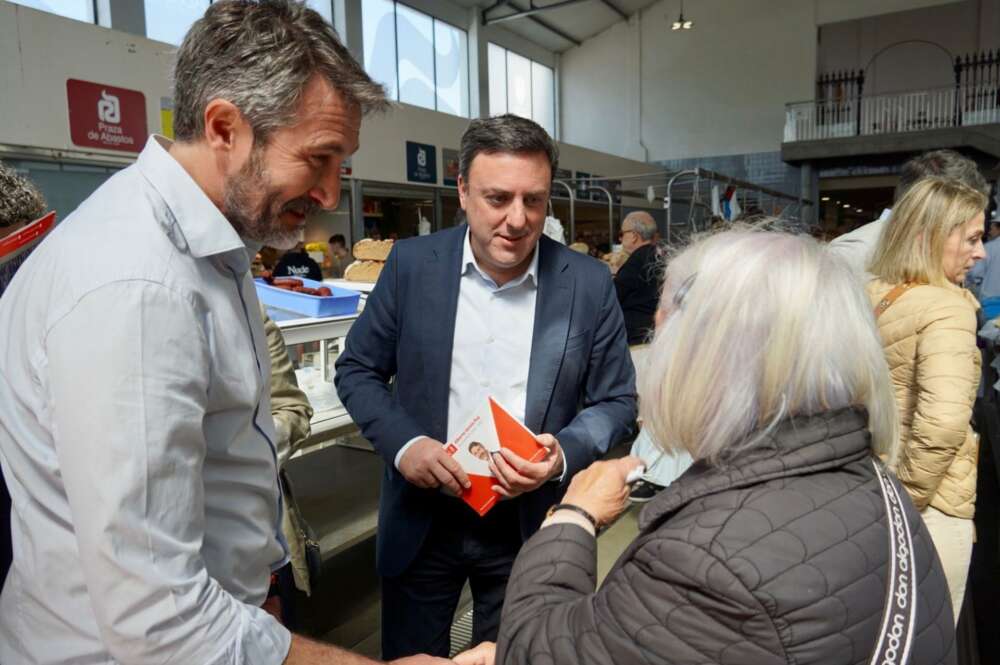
left=66, top=79, right=148, bottom=153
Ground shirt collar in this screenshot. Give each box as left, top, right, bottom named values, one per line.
left=135, top=135, right=248, bottom=262
left=461, top=228, right=539, bottom=290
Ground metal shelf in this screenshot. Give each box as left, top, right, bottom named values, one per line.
left=275, top=313, right=358, bottom=346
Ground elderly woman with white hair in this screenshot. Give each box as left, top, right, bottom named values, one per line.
left=455, top=228, right=956, bottom=665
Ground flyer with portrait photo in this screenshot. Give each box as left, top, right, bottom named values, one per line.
left=445, top=397, right=547, bottom=516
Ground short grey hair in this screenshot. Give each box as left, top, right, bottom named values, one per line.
left=622, top=211, right=657, bottom=241
left=0, top=162, right=46, bottom=228
left=172, top=0, right=388, bottom=144
left=897, top=149, right=989, bottom=201
left=640, top=224, right=897, bottom=466
left=459, top=114, right=558, bottom=183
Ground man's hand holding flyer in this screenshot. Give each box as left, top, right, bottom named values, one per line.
left=445, top=397, right=547, bottom=516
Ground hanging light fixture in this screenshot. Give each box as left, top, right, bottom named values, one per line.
left=672, top=0, right=693, bottom=30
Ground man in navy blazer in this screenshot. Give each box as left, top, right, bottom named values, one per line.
left=335, top=115, right=637, bottom=660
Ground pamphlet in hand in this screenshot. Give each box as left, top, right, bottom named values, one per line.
left=445, top=396, right=547, bottom=516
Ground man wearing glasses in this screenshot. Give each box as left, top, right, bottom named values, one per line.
left=615, top=211, right=661, bottom=345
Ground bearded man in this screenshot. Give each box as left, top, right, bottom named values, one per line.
left=0, top=3, right=450, bottom=665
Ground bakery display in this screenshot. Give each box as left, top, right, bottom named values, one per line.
left=352, top=238, right=393, bottom=261
left=343, top=238, right=393, bottom=282
left=344, top=260, right=384, bottom=282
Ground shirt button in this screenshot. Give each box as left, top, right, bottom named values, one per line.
left=481, top=380, right=489, bottom=387
left=487, top=336, right=495, bottom=344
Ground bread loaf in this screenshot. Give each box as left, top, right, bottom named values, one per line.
left=344, top=260, right=384, bottom=282
left=352, top=238, right=393, bottom=261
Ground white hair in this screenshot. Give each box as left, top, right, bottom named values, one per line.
left=639, top=227, right=898, bottom=465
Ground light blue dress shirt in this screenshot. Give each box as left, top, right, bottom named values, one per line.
left=0, top=136, right=291, bottom=664
left=967, top=236, right=1000, bottom=301
left=394, top=230, right=565, bottom=479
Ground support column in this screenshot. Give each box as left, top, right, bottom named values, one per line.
left=799, top=161, right=818, bottom=229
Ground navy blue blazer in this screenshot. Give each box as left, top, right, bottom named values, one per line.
left=335, top=225, right=637, bottom=577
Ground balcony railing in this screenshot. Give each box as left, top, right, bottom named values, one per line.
left=784, top=84, right=1000, bottom=142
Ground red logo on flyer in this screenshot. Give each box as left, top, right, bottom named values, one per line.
left=66, top=79, right=147, bottom=153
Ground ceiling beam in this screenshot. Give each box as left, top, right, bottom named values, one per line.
left=482, top=0, right=584, bottom=47
left=597, top=0, right=628, bottom=20
left=483, top=0, right=590, bottom=25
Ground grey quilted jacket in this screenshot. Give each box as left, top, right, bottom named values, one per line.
left=497, top=408, right=956, bottom=665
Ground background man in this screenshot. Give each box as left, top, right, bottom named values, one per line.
left=828, top=149, right=989, bottom=276
left=336, top=114, right=637, bottom=660
left=328, top=233, right=349, bottom=277
left=0, top=2, right=444, bottom=664
left=275, top=240, right=323, bottom=281
left=614, top=210, right=661, bottom=345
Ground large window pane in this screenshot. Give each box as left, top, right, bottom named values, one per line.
left=506, top=50, right=532, bottom=120
left=531, top=62, right=555, bottom=136
left=305, top=0, right=333, bottom=26
left=396, top=4, right=435, bottom=110
left=488, top=43, right=508, bottom=117
left=144, top=0, right=208, bottom=45
left=434, top=20, right=468, bottom=117
left=10, top=0, right=94, bottom=23
left=363, top=0, right=398, bottom=100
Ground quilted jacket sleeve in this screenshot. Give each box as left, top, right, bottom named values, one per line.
left=496, top=524, right=786, bottom=665
left=260, top=305, right=313, bottom=466
left=900, top=298, right=979, bottom=508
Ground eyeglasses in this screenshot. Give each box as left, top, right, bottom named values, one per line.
left=673, top=273, right=697, bottom=309
left=619, top=228, right=638, bottom=240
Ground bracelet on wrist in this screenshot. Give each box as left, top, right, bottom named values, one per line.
left=545, top=503, right=599, bottom=530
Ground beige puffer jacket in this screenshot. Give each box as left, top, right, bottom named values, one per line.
left=867, top=279, right=980, bottom=518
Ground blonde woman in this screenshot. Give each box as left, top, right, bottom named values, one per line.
left=867, top=176, right=987, bottom=618
left=456, top=229, right=956, bottom=665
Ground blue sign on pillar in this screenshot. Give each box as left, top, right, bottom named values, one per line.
left=406, top=141, right=437, bottom=184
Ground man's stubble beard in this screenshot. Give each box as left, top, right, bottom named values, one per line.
left=222, top=147, right=307, bottom=251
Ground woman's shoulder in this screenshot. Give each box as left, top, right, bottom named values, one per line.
left=867, top=279, right=977, bottom=317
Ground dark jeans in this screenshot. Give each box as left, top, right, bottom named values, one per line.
left=380, top=497, right=522, bottom=660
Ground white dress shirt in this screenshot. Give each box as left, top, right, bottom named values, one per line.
left=394, top=229, right=538, bottom=465
left=0, top=136, right=291, bottom=664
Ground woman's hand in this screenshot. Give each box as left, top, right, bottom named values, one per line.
left=562, top=456, right=643, bottom=527
left=453, top=641, right=495, bottom=665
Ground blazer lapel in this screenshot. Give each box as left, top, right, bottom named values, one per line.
left=420, top=225, right=465, bottom=440
left=525, top=238, right=574, bottom=433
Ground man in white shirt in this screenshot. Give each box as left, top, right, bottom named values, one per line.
left=828, top=150, right=989, bottom=276
left=0, top=2, right=446, bottom=664
left=335, top=115, right=637, bottom=659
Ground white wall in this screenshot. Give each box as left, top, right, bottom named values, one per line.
left=559, top=19, right=636, bottom=160
left=0, top=2, right=655, bottom=190
left=560, top=0, right=817, bottom=162
left=0, top=2, right=174, bottom=165
left=819, top=0, right=1000, bottom=95
left=355, top=101, right=655, bottom=188
left=558, top=0, right=988, bottom=163
left=815, top=0, right=963, bottom=24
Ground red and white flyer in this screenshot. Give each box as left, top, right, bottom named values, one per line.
left=445, top=396, right=547, bottom=516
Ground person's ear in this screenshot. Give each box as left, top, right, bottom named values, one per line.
left=458, top=175, right=468, bottom=211
left=203, top=99, right=253, bottom=170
